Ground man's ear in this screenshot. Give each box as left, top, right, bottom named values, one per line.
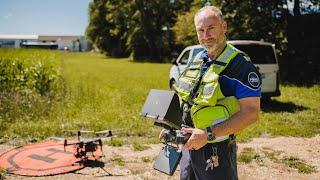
left=222, top=21, right=227, bottom=34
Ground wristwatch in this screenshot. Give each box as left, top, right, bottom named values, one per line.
left=206, top=126, right=216, bottom=141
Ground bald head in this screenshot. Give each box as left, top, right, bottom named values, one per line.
left=194, top=6, right=224, bottom=24
left=193, top=5, right=227, bottom=58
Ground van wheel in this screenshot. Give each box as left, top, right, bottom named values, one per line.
left=170, top=79, right=176, bottom=90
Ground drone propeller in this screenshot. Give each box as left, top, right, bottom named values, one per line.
left=64, top=130, right=96, bottom=141
left=49, top=136, right=66, bottom=141
left=64, top=130, right=94, bottom=134
left=63, top=138, right=102, bottom=149
left=61, top=128, right=122, bottom=142
left=95, top=130, right=112, bottom=137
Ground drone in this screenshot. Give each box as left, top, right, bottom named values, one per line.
left=52, top=130, right=113, bottom=162
left=0, top=129, right=115, bottom=177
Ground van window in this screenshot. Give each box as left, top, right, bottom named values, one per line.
left=191, top=48, right=204, bottom=61
left=233, top=44, right=276, bottom=64
left=179, top=50, right=190, bottom=65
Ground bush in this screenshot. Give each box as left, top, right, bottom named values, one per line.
left=0, top=49, right=64, bottom=134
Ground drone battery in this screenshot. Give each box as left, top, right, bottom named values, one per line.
left=153, top=145, right=182, bottom=176
left=141, top=89, right=182, bottom=130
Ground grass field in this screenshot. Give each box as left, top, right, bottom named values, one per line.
left=238, top=84, right=320, bottom=142
left=1, top=51, right=319, bottom=144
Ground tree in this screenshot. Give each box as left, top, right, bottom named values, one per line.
left=286, top=0, right=320, bottom=83
left=173, top=0, right=288, bottom=49
left=86, top=0, right=192, bottom=62
left=214, top=0, right=288, bottom=50
left=86, top=0, right=129, bottom=57
left=172, top=0, right=204, bottom=47
left=291, top=0, right=320, bottom=15
left=127, top=0, right=192, bottom=62
left=293, top=0, right=302, bottom=15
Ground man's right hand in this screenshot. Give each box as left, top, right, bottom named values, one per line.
left=159, top=129, right=166, bottom=139
left=182, top=127, right=207, bottom=150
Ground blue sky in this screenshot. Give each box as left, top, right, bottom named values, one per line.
left=0, top=0, right=92, bottom=35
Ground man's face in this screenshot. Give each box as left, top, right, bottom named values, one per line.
left=195, top=11, right=227, bottom=54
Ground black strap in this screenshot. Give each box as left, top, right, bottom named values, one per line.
left=188, top=58, right=212, bottom=105
left=213, top=61, right=227, bottom=66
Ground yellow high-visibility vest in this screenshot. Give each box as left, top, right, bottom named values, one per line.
left=176, top=43, right=242, bottom=143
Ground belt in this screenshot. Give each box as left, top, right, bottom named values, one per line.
left=208, top=134, right=236, bottom=146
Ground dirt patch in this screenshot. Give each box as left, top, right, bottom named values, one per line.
left=237, top=135, right=320, bottom=179
left=1, top=135, right=319, bottom=179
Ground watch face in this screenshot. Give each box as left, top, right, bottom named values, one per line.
left=208, top=134, right=216, bottom=141
left=206, top=127, right=215, bottom=141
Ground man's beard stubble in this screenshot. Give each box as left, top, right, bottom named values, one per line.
left=201, top=35, right=226, bottom=57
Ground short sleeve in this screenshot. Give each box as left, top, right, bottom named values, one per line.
left=219, top=55, right=262, bottom=99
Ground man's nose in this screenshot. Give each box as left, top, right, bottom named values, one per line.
left=204, top=30, right=211, bottom=38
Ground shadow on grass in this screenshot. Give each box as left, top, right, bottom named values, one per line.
left=261, top=99, right=308, bottom=113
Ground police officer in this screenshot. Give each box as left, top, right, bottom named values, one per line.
left=176, top=5, right=261, bottom=180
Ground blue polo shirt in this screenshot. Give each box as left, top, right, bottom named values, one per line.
left=199, top=50, right=261, bottom=99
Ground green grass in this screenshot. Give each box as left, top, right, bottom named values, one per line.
left=106, top=139, right=124, bottom=147
left=0, top=167, right=5, bottom=179
left=237, top=84, right=320, bottom=142
left=0, top=49, right=64, bottom=142
left=238, top=148, right=317, bottom=174
left=282, top=156, right=316, bottom=174
left=238, top=147, right=282, bottom=165
left=0, top=51, right=319, bottom=144
left=57, top=52, right=169, bottom=143
left=141, top=156, right=151, bottom=163
left=132, top=142, right=149, bottom=151
left=111, top=153, right=125, bottom=166
left=238, top=147, right=258, bottom=163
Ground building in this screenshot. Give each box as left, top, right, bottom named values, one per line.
left=0, top=34, right=91, bottom=51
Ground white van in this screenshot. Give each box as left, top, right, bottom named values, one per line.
left=169, top=40, right=281, bottom=99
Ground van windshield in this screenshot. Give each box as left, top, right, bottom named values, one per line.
left=191, top=48, right=204, bottom=61
left=233, top=44, right=277, bottom=64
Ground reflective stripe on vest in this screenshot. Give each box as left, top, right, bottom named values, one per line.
left=177, top=80, right=192, bottom=92
left=212, top=43, right=239, bottom=74
left=181, top=44, right=239, bottom=100
left=176, top=59, right=204, bottom=101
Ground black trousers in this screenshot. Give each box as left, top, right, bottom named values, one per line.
left=180, top=138, right=238, bottom=180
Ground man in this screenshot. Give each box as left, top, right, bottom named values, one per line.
left=177, top=6, right=261, bottom=180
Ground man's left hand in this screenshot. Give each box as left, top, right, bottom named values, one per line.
left=182, top=127, right=207, bottom=150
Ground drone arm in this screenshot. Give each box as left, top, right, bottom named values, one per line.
left=64, top=139, right=67, bottom=152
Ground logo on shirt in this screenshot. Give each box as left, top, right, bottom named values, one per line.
left=248, top=72, right=260, bottom=88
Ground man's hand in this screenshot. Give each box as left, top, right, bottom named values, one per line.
left=182, top=127, right=207, bottom=150
left=158, top=129, right=165, bottom=139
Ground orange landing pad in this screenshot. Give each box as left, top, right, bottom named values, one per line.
left=0, top=141, right=85, bottom=176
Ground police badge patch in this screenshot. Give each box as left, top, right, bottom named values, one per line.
left=248, top=72, right=260, bottom=88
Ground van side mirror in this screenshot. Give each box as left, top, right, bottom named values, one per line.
left=171, top=59, right=178, bottom=65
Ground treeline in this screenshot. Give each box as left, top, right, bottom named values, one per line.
left=86, top=0, right=320, bottom=82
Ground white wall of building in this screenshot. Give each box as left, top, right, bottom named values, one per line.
left=0, top=35, right=91, bottom=51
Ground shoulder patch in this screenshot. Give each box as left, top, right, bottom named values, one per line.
left=248, top=72, right=260, bottom=88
